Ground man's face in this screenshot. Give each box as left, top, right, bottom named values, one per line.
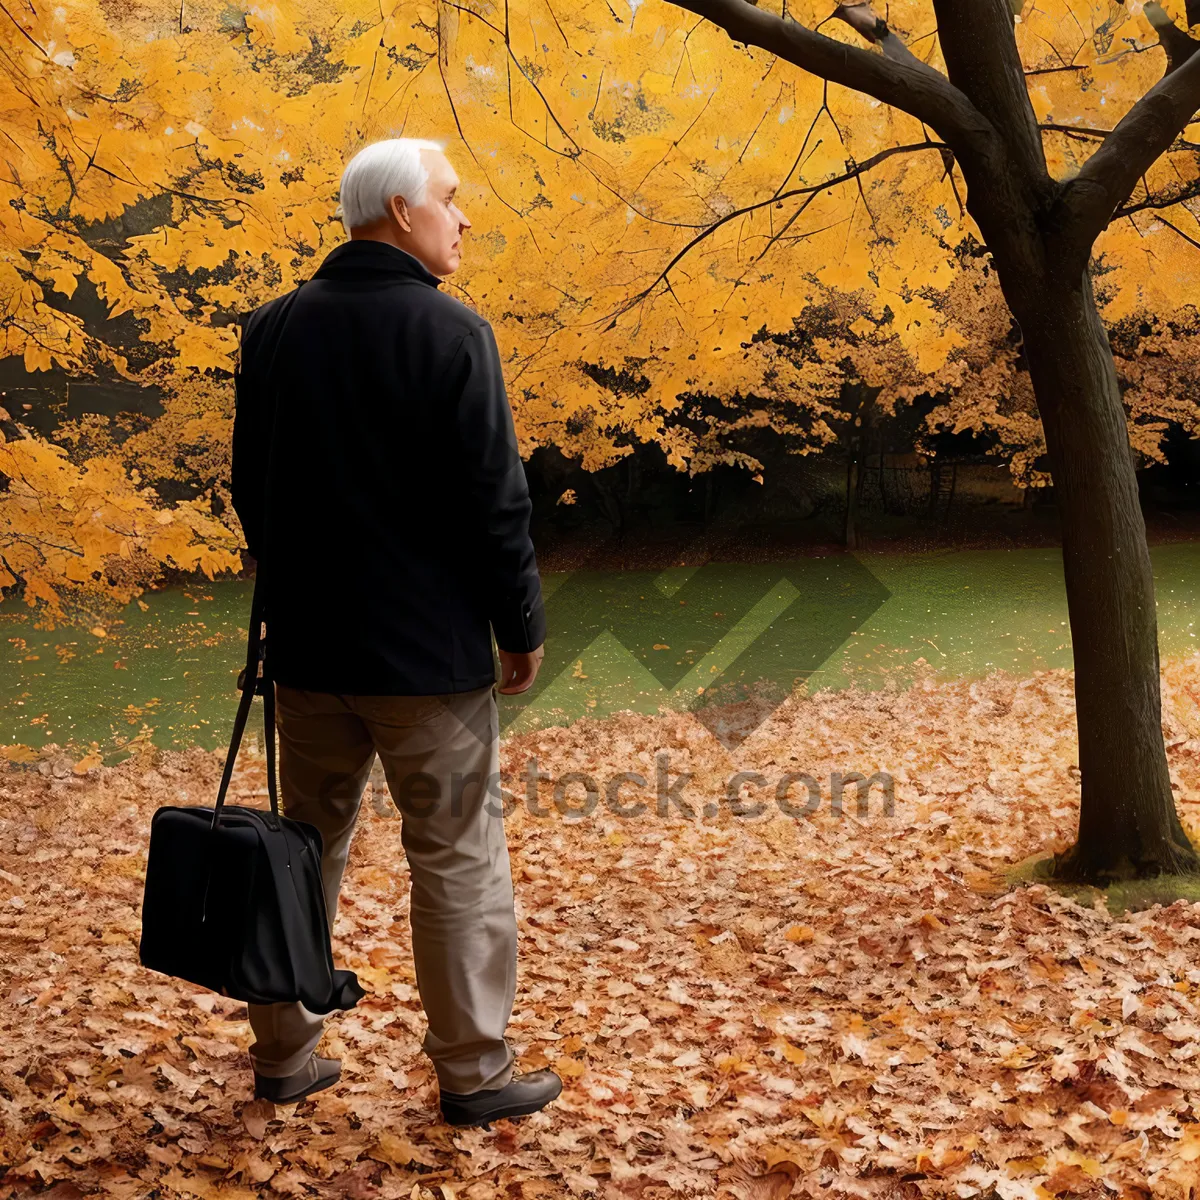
left=400, top=149, right=471, bottom=277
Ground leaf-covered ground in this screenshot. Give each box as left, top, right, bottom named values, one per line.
left=4, top=656, right=1200, bottom=1200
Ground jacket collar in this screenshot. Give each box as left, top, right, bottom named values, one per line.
left=312, top=239, right=443, bottom=288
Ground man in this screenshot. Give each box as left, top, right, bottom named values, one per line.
left=230, top=137, right=560, bottom=1128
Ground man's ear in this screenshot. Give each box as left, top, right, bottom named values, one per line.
left=388, top=194, right=412, bottom=233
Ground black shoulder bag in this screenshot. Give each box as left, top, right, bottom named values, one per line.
left=138, top=284, right=365, bottom=1014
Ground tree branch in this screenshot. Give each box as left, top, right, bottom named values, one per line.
left=1025, top=63, right=1086, bottom=76
left=1115, top=175, right=1200, bottom=217
left=605, top=140, right=948, bottom=323
left=665, top=0, right=1066, bottom=283
left=931, top=0, right=1052, bottom=200
left=1156, top=213, right=1200, bottom=252
left=1040, top=122, right=1112, bottom=139
left=831, top=3, right=926, bottom=69
left=1144, top=0, right=1200, bottom=72
left=1056, top=3, right=1200, bottom=260
left=660, top=0, right=993, bottom=157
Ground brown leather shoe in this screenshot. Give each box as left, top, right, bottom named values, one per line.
left=253, top=1055, right=341, bottom=1104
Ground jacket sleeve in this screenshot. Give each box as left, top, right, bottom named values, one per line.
left=449, top=321, right=546, bottom=654
left=230, top=314, right=269, bottom=562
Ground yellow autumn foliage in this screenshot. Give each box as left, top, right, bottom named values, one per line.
left=0, top=0, right=1196, bottom=605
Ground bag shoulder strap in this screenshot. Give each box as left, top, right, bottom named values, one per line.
left=215, top=280, right=308, bottom=832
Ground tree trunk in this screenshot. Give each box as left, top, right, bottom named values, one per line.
left=590, top=474, right=624, bottom=534
left=1017, top=269, right=1198, bottom=882
left=843, top=454, right=859, bottom=549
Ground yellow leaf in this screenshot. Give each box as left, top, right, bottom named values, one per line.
left=776, top=1039, right=805, bottom=1064
left=369, top=1131, right=440, bottom=1169
left=716, top=1054, right=751, bottom=1074
left=641, top=71, right=676, bottom=94
left=999, top=1044, right=1040, bottom=1069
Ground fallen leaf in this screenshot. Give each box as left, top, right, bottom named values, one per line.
left=241, top=1097, right=275, bottom=1140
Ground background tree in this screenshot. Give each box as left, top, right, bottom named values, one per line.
left=4, top=0, right=1194, bottom=501
left=638, top=0, right=1200, bottom=882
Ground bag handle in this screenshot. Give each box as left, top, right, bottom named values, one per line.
left=212, top=281, right=307, bottom=832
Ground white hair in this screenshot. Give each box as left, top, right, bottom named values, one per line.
left=337, top=137, right=446, bottom=233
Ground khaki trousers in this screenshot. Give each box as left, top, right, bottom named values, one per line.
left=247, top=680, right=517, bottom=1095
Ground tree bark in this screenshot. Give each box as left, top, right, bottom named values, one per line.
left=843, top=453, right=860, bottom=549
left=589, top=474, right=624, bottom=533
left=703, top=473, right=718, bottom=525
left=944, top=462, right=957, bottom=524
left=1016, top=269, right=1199, bottom=880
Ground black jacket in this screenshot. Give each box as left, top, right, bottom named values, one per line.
left=230, top=239, right=546, bottom=695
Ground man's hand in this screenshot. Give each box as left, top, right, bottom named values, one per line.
left=497, top=645, right=543, bottom=694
